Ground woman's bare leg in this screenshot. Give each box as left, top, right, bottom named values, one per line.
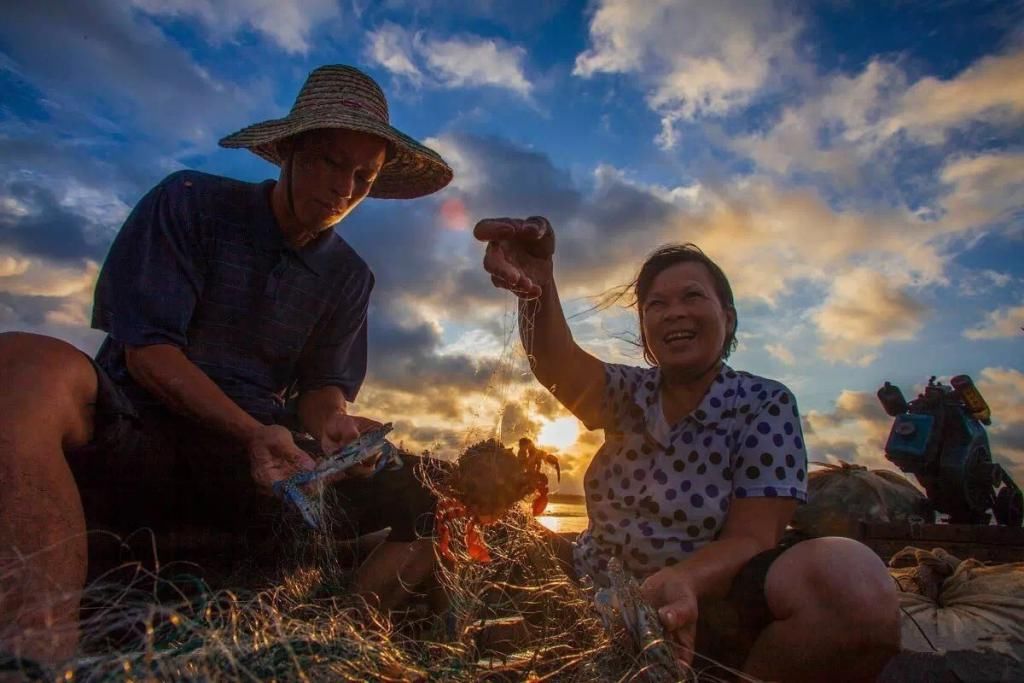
left=742, top=537, right=901, bottom=683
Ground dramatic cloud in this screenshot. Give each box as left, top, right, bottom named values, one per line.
left=885, top=50, right=1024, bottom=144
left=735, top=50, right=1024, bottom=196
left=131, top=0, right=342, bottom=54
left=964, top=303, right=1024, bottom=340
left=2, top=2, right=1019, bottom=495
left=366, top=24, right=533, bottom=97
left=0, top=180, right=124, bottom=264
left=574, top=0, right=801, bottom=147
left=0, top=0, right=265, bottom=145
left=802, top=389, right=893, bottom=471
left=978, top=368, right=1024, bottom=483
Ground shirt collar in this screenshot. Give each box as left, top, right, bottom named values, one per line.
left=250, top=179, right=336, bottom=276
left=634, top=363, right=735, bottom=443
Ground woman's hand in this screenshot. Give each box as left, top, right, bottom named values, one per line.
left=473, top=216, right=555, bottom=299
left=641, top=565, right=700, bottom=665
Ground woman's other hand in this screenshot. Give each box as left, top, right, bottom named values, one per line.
left=473, top=216, right=555, bottom=299
left=641, top=566, right=700, bottom=665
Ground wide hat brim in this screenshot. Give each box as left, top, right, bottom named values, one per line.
left=218, top=109, right=452, bottom=200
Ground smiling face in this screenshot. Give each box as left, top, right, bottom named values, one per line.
left=639, top=261, right=736, bottom=377
left=274, top=127, right=388, bottom=246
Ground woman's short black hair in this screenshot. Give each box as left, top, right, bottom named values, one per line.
left=633, top=243, right=738, bottom=365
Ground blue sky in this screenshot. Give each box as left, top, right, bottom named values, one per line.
left=1, top=0, right=1022, bottom=493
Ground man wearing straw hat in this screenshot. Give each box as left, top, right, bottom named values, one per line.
left=0, top=65, right=452, bottom=666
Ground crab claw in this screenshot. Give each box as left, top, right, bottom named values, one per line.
left=465, top=519, right=492, bottom=563
left=544, top=453, right=561, bottom=482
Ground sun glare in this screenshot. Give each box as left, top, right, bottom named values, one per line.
left=536, top=416, right=580, bottom=451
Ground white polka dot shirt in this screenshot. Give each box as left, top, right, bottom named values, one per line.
left=573, top=363, right=808, bottom=585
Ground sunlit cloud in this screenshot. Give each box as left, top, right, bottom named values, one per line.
left=978, top=368, right=1024, bottom=483
left=734, top=50, right=1024, bottom=197
left=765, top=343, right=796, bottom=366
left=886, top=50, right=1024, bottom=144
left=803, top=389, right=893, bottom=471
left=964, top=303, right=1024, bottom=340
left=131, top=0, right=341, bottom=55
left=366, top=22, right=424, bottom=85
left=574, top=0, right=801, bottom=148
left=0, top=254, right=99, bottom=298
left=812, top=268, right=928, bottom=366
left=366, top=24, right=533, bottom=97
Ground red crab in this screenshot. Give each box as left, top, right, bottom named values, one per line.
left=435, top=437, right=560, bottom=563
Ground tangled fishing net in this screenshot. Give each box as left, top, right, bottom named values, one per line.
left=2, top=498, right=703, bottom=682
left=1, top=303, right=751, bottom=682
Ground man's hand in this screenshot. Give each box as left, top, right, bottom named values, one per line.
left=641, top=565, right=700, bottom=666
left=321, top=412, right=385, bottom=478
left=247, top=424, right=317, bottom=493
left=473, top=216, right=555, bottom=299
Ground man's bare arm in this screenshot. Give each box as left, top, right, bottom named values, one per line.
left=124, top=344, right=315, bottom=490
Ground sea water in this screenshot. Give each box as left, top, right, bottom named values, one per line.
left=536, top=500, right=588, bottom=534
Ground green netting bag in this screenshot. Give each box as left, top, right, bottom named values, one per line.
left=790, top=461, right=932, bottom=537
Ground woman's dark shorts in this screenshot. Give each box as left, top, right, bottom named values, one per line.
left=693, top=535, right=805, bottom=674
left=66, top=359, right=439, bottom=576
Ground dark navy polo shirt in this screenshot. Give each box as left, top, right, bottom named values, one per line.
left=92, top=170, right=374, bottom=424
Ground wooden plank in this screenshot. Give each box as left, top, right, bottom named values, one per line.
left=858, top=522, right=1024, bottom=546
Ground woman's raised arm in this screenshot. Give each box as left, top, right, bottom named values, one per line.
left=474, top=217, right=606, bottom=426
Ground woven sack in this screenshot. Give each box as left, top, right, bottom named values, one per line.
left=891, top=547, right=1024, bottom=652
left=790, top=461, right=931, bottom=537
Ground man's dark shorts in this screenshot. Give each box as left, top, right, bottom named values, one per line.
left=66, top=358, right=438, bottom=576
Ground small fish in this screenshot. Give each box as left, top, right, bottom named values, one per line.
left=595, top=557, right=693, bottom=683
left=275, top=423, right=403, bottom=529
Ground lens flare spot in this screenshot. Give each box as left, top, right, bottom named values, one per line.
left=439, top=197, right=469, bottom=231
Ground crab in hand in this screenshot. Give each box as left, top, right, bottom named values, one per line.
left=435, top=437, right=560, bottom=563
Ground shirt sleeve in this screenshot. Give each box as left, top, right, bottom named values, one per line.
left=295, top=270, right=374, bottom=401
left=730, top=385, right=808, bottom=501
left=587, top=362, right=650, bottom=433
left=91, top=172, right=207, bottom=347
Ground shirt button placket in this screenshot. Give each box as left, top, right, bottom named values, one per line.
left=265, top=255, right=288, bottom=298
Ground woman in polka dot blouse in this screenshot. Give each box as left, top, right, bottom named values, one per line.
left=475, top=216, right=901, bottom=681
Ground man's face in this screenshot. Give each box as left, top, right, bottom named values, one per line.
left=282, top=128, right=388, bottom=243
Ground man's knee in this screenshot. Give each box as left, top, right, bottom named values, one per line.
left=0, top=332, right=99, bottom=447
left=765, top=537, right=900, bottom=646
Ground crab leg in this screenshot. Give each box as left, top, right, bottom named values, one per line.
left=532, top=478, right=550, bottom=516
left=435, top=498, right=464, bottom=562
left=465, top=519, right=492, bottom=563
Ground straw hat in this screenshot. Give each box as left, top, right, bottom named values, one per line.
left=219, top=65, right=452, bottom=199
